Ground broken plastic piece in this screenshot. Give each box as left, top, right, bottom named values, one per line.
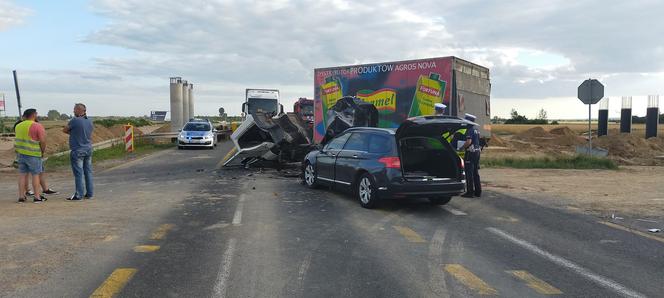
left=647, top=229, right=661, bottom=233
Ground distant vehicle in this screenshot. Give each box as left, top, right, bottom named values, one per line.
left=177, top=121, right=217, bottom=149
left=243, top=89, right=282, bottom=117
left=313, top=56, right=491, bottom=143
left=302, top=115, right=470, bottom=208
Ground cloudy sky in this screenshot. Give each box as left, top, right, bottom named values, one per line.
left=1, top=0, right=663, bottom=119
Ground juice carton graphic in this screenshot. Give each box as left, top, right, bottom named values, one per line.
left=320, top=77, right=344, bottom=110
left=408, top=72, right=446, bottom=117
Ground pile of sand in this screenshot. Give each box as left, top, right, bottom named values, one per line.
left=488, top=133, right=508, bottom=147
left=43, top=124, right=138, bottom=154
left=594, top=133, right=663, bottom=160
left=514, top=127, right=552, bottom=139
left=549, top=126, right=576, bottom=136
left=512, top=126, right=585, bottom=148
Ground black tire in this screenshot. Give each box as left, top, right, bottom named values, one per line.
left=356, top=173, right=378, bottom=209
left=429, top=196, right=452, bottom=205
left=178, top=146, right=183, bottom=150
left=302, top=162, right=319, bottom=189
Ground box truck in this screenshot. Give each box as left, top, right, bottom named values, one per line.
left=313, top=57, right=491, bottom=143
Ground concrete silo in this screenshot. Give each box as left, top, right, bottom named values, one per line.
left=188, top=83, right=195, bottom=119
left=182, top=80, right=190, bottom=123
left=169, top=77, right=183, bottom=132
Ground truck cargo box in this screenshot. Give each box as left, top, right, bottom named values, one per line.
left=313, top=57, right=491, bottom=143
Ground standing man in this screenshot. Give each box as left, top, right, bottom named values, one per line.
left=461, top=113, right=481, bottom=198
left=14, top=117, right=58, bottom=198
left=63, top=103, right=94, bottom=201
left=15, top=109, right=47, bottom=203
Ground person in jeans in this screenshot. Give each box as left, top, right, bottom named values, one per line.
left=63, top=103, right=94, bottom=201
left=14, top=117, right=58, bottom=199
left=15, top=109, right=47, bottom=203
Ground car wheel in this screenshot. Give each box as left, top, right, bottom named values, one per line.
left=178, top=145, right=183, bottom=150
left=303, top=162, right=318, bottom=189
left=357, top=173, right=378, bottom=209
left=428, top=196, right=452, bottom=205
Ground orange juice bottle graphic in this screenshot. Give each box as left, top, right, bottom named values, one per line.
left=409, top=73, right=446, bottom=117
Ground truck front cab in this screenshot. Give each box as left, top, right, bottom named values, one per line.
left=243, top=89, right=282, bottom=118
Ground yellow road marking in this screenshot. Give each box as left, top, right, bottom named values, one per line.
left=507, top=270, right=562, bottom=295
left=150, top=224, right=175, bottom=240
left=90, top=268, right=137, bottom=298
left=393, top=225, right=426, bottom=243
left=103, top=235, right=117, bottom=242
left=598, top=221, right=664, bottom=244
left=133, top=245, right=160, bottom=253
left=444, top=264, right=497, bottom=295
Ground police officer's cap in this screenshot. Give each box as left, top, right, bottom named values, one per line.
left=434, top=103, right=447, bottom=110
left=464, top=113, right=477, bottom=121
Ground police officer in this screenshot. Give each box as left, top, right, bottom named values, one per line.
left=434, top=103, right=447, bottom=115
left=461, top=113, right=481, bottom=198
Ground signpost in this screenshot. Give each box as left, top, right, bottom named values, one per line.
left=577, top=79, right=604, bottom=155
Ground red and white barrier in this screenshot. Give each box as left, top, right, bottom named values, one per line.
left=124, top=124, right=134, bottom=152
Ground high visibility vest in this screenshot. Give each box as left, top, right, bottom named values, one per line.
left=442, top=128, right=467, bottom=158
left=15, top=120, right=42, bottom=157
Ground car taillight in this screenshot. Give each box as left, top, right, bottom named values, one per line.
left=378, top=156, right=401, bottom=169
left=459, top=157, right=465, bottom=169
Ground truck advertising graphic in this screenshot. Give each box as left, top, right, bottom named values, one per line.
left=313, top=57, right=491, bottom=143
left=314, top=57, right=453, bottom=142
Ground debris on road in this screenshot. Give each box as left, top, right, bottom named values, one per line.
left=647, top=229, right=661, bottom=233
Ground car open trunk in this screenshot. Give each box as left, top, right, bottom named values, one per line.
left=395, top=116, right=476, bottom=180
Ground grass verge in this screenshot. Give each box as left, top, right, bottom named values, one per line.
left=44, top=141, right=174, bottom=170
left=481, top=155, right=618, bottom=170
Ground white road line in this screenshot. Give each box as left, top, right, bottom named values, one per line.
left=212, top=238, right=237, bottom=298
left=486, top=227, right=646, bottom=298
left=428, top=228, right=450, bottom=297
left=232, top=194, right=246, bottom=226
left=298, top=253, right=312, bottom=281
left=442, top=206, right=467, bottom=216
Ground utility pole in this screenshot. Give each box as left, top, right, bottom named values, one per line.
left=13, top=70, right=22, bottom=119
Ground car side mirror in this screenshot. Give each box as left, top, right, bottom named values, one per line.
left=280, top=104, right=284, bottom=114
left=242, top=102, right=248, bottom=113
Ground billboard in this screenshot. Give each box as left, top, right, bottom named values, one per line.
left=313, top=57, right=453, bottom=142
left=150, top=111, right=167, bottom=121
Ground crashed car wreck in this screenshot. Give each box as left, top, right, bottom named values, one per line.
left=222, top=96, right=379, bottom=168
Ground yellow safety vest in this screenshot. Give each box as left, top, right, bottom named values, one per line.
left=15, top=120, right=42, bottom=157
left=442, top=128, right=467, bottom=158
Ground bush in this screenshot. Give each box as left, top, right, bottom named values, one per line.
left=94, top=118, right=152, bottom=128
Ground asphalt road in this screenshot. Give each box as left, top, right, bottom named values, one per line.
left=14, top=141, right=663, bottom=298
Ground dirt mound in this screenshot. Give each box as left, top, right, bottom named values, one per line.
left=514, top=127, right=552, bottom=140
left=594, top=133, right=662, bottom=159
left=488, top=133, right=508, bottom=147
left=549, top=126, right=576, bottom=136
left=43, top=124, right=131, bottom=154
left=553, top=135, right=586, bottom=146
left=153, top=123, right=172, bottom=133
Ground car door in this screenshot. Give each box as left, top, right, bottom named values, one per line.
left=316, top=133, right=351, bottom=185
left=335, top=132, right=369, bottom=187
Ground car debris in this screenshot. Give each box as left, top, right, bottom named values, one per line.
left=647, top=228, right=661, bottom=233
left=222, top=96, right=378, bottom=168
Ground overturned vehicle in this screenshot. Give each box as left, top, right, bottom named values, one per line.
left=222, top=96, right=378, bottom=167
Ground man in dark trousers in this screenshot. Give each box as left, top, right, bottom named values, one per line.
left=63, top=103, right=94, bottom=201
left=461, top=113, right=481, bottom=198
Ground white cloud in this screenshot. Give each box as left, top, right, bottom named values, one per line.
left=0, top=0, right=31, bottom=31
left=4, top=0, right=664, bottom=118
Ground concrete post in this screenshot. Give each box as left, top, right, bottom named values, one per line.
left=620, top=96, right=632, bottom=133
left=169, top=77, right=183, bottom=132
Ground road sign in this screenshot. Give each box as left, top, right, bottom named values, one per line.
left=577, top=79, right=604, bottom=104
